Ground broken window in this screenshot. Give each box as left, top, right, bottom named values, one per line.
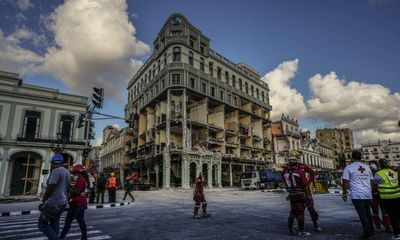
left=23, top=110, right=41, bottom=139
left=59, top=115, right=74, bottom=142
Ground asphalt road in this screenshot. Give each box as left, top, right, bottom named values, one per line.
left=0, top=189, right=394, bottom=240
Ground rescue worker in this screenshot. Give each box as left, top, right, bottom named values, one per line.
left=193, top=172, right=210, bottom=218
left=60, top=164, right=88, bottom=240
left=369, top=160, right=391, bottom=232
left=374, top=159, right=400, bottom=239
left=107, top=172, right=118, bottom=203
left=283, top=150, right=322, bottom=232
left=283, top=155, right=311, bottom=237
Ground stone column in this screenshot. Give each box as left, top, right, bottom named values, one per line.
left=163, top=89, right=171, bottom=189
left=218, top=164, right=222, bottom=188
left=154, top=164, right=159, bottom=189
left=229, top=163, right=233, bottom=187
left=207, top=163, right=212, bottom=188
left=181, top=154, right=190, bottom=189
left=0, top=148, right=9, bottom=196
left=146, top=167, right=150, bottom=184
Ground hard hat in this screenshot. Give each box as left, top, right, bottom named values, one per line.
left=288, top=156, right=299, bottom=163
left=51, top=153, right=64, bottom=163
left=288, top=150, right=301, bottom=158
left=72, top=164, right=86, bottom=173
left=111, top=172, right=115, bottom=177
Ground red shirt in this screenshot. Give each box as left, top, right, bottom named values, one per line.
left=195, top=177, right=204, bottom=193
left=69, top=176, right=87, bottom=207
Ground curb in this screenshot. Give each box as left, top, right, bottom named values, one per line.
left=1, top=201, right=133, bottom=217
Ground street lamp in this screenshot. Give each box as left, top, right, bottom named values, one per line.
left=51, top=132, right=65, bottom=153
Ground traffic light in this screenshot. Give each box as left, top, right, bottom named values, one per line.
left=88, top=121, right=95, bottom=139
left=92, top=87, right=104, bottom=108
left=77, top=113, right=85, bottom=128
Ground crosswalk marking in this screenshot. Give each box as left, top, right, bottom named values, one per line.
left=0, top=215, right=111, bottom=240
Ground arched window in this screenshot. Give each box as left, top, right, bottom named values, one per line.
left=173, top=47, right=181, bottom=62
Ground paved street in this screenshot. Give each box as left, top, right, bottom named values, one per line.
left=0, top=189, right=394, bottom=239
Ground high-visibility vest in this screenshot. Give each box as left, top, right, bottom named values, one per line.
left=107, top=177, right=116, bottom=188
left=377, top=169, right=400, bottom=199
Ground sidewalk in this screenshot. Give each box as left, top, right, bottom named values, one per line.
left=0, top=190, right=133, bottom=216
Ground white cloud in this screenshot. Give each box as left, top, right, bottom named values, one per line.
left=0, top=0, right=149, bottom=102
left=38, top=0, right=149, bottom=101
left=17, top=0, right=33, bottom=11
left=307, top=71, right=400, bottom=145
left=0, top=28, right=44, bottom=74
left=261, top=59, right=307, bottom=121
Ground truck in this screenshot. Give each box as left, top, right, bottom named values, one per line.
left=240, top=170, right=282, bottom=190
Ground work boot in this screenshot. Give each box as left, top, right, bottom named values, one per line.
left=202, top=213, right=211, bottom=218
left=193, top=214, right=202, bottom=219
left=314, top=225, right=322, bottom=232
left=298, top=231, right=311, bottom=237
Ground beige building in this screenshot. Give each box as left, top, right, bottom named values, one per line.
left=124, top=14, right=273, bottom=189
left=316, top=128, right=354, bottom=169
left=300, top=131, right=334, bottom=169
left=99, top=126, right=133, bottom=180
left=271, top=114, right=301, bottom=166
left=362, top=140, right=400, bottom=166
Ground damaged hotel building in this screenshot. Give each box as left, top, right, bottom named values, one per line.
left=125, top=14, right=273, bottom=189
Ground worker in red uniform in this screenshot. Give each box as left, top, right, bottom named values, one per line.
left=284, top=150, right=322, bottom=232
left=369, top=160, right=392, bottom=232
left=107, top=172, right=118, bottom=203
left=284, top=155, right=311, bottom=237
left=193, top=172, right=211, bottom=218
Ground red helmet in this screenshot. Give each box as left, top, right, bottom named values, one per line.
left=72, top=164, right=86, bottom=173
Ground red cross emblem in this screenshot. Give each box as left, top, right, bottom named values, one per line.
left=358, top=166, right=366, bottom=173
left=388, top=171, right=394, bottom=178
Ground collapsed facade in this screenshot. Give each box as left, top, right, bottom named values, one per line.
left=125, top=14, right=273, bottom=189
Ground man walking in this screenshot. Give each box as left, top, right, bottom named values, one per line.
left=107, top=172, right=118, bottom=203
left=96, top=172, right=107, bottom=204
left=193, top=172, right=210, bottom=218
left=283, top=150, right=322, bottom=232
left=38, top=154, right=70, bottom=240
left=284, top=155, right=312, bottom=237
left=123, top=170, right=138, bottom=202
left=342, top=150, right=374, bottom=239
left=374, top=158, right=400, bottom=239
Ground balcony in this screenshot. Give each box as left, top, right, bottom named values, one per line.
left=17, top=134, right=85, bottom=145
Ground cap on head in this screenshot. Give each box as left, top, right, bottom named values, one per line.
left=287, top=150, right=300, bottom=163
left=72, top=164, right=85, bottom=173
left=51, top=153, right=64, bottom=164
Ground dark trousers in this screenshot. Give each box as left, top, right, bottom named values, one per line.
left=352, top=199, right=374, bottom=237
left=306, top=195, right=319, bottom=224
left=288, top=194, right=306, bottom=232
left=96, top=189, right=105, bottom=203
left=60, top=205, right=87, bottom=240
left=381, top=198, right=400, bottom=235
left=108, top=187, right=116, bottom=203
left=372, top=195, right=391, bottom=230
left=193, top=192, right=207, bottom=215
left=38, top=204, right=66, bottom=240
left=89, top=188, right=95, bottom=203
left=123, top=190, right=134, bottom=201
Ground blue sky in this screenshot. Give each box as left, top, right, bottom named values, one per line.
left=0, top=0, right=399, bottom=145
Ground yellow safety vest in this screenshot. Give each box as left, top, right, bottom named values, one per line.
left=377, top=169, right=400, bottom=199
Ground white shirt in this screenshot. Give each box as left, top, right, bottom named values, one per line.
left=342, top=161, right=373, bottom=199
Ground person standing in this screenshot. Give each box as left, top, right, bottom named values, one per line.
left=284, top=155, right=312, bottom=237
left=283, top=150, right=322, bottom=232
left=374, top=158, right=400, bottom=239
left=88, top=172, right=96, bottom=204
left=60, top=164, right=88, bottom=240
left=342, top=150, right=374, bottom=240
left=107, top=172, right=118, bottom=203
left=96, top=172, right=107, bottom=204
left=193, top=172, right=210, bottom=218
left=369, top=160, right=391, bottom=232
left=38, top=154, right=70, bottom=240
